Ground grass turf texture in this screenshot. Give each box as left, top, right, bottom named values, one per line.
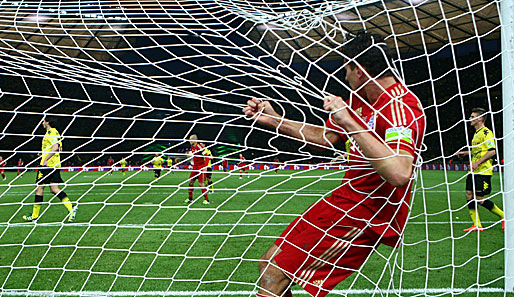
left=0, top=169, right=505, bottom=296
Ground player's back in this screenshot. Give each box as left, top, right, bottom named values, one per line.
left=191, top=144, right=206, bottom=168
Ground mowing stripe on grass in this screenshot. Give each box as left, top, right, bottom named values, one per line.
left=0, top=288, right=506, bottom=296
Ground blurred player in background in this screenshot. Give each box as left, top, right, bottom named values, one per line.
left=458, top=107, right=504, bottom=231
left=107, top=156, right=114, bottom=175
left=152, top=153, right=164, bottom=180
left=222, top=157, right=229, bottom=172
left=120, top=158, right=127, bottom=176
left=330, top=140, right=352, bottom=164
left=0, top=156, right=6, bottom=180
left=202, top=144, right=214, bottom=193
left=239, top=154, right=249, bottom=179
left=167, top=156, right=174, bottom=174
left=185, top=135, right=209, bottom=205
left=17, top=158, right=24, bottom=176
left=23, top=118, right=77, bottom=223
left=273, top=156, right=280, bottom=173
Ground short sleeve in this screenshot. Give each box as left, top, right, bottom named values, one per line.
left=380, top=97, right=424, bottom=157
left=325, top=116, right=348, bottom=142
left=484, top=129, right=496, bottom=150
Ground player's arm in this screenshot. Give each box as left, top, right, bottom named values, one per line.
left=330, top=154, right=345, bottom=164
left=457, top=150, right=471, bottom=158
left=472, top=149, right=496, bottom=170
left=324, top=95, right=413, bottom=187
left=243, top=98, right=341, bottom=149
left=42, top=143, right=59, bottom=166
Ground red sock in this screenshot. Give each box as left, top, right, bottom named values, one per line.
left=188, top=188, right=193, bottom=199
left=201, top=188, right=208, bottom=200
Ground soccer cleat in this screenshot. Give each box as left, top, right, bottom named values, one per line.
left=22, top=214, right=37, bottom=222
left=463, top=225, right=483, bottom=232
left=502, top=220, right=505, bottom=232
left=202, top=200, right=210, bottom=205
left=239, top=176, right=242, bottom=179
left=184, top=198, right=193, bottom=204
left=68, top=205, right=78, bottom=223
left=247, top=175, right=250, bottom=178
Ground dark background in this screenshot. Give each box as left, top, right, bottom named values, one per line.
left=0, top=6, right=504, bottom=169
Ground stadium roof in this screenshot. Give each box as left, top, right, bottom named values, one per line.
left=244, top=0, right=501, bottom=62
left=0, top=0, right=502, bottom=65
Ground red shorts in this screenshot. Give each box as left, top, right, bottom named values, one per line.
left=274, top=197, right=379, bottom=297
left=189, top=168, right=205, bottom=183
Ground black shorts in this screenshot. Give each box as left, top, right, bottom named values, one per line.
left=154, top=168, right=161, bottom=177
left=36, top=168, right=64, bottom=185
left=466, top=174, right=492, bottom=196
left=206, top=167, right=212, bottom=179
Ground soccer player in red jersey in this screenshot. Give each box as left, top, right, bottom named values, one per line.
left=239, top=154, right=249, bottom=179
left=243, top=32, right=426, bottom=297
left=17, top=158, right=24, bottom=176
left=273, top=157, right=280, bottom=173
left=185, top=134, right=210, bottom=205
left=0, top=156, right=6, bottom=180
left=222, top=158, right=229, bottom=172
left=107, top=156, right=114, bottom=175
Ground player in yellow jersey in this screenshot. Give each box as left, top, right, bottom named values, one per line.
left=167, top=156, right=174, bottom=174
left=458, top=108, right=504, bottom=231
left=202, top=144, right=214, bottom=193
left=152, top=153, right=164, bottom=179
left=23, top=118, right=77, bottom=223
left=120, top=158, right=127, bottom=176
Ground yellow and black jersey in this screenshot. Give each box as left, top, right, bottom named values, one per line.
left=120, top=159, right=127, bottom=167
left=152, top=156, right=164, bottom=168
left=41, top=128, right=62, bottom=168
left=204, top=148, right=213, bottom=168
left=471, top=127, right=496, bottom=175
left=167, top=158, right=173, bottom=167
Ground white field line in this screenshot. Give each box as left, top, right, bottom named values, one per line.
left=0, top=287, right=507, bottom=296
left=0, top=189, right=481, bottom=196
left=0, top=221, right=499, bottom=228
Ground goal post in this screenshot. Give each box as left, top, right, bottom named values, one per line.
left=501, top=0, right=514, bottom=292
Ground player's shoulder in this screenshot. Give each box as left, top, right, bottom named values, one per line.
left=481, top=126, right=494, bottom=136
left=380, top=84, right=424, bottom=122
left=48, top=128, right=60, bottom=136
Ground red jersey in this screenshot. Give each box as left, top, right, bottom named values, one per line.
left=239, top=156, right=246, bottom=165
left=191, top=143, right=206, bottom=169
left=18, top=160, right=23, bottom=166
left=0, top=160, right=5, bottom=168
left=108, top=158, right=114, bottom=166
left=325, top=82, right=425, bottom=246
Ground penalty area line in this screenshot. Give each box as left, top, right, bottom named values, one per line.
left=0, top=288, right=506, bottom=296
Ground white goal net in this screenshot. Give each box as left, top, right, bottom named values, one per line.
left=0, top=0, right=510, bottom=296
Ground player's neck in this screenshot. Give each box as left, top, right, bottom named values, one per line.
left=364, top=76, right=397, bottom=105
left=474, top=122, right=485, bottom=131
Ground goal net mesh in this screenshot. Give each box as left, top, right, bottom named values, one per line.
left=0, top=0, right=507, bottom=296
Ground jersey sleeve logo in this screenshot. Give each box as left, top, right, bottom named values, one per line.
left=385, top=127, right=413, bottom=144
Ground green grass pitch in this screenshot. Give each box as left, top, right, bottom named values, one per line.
left=0, top=169, right=505, bottom=296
